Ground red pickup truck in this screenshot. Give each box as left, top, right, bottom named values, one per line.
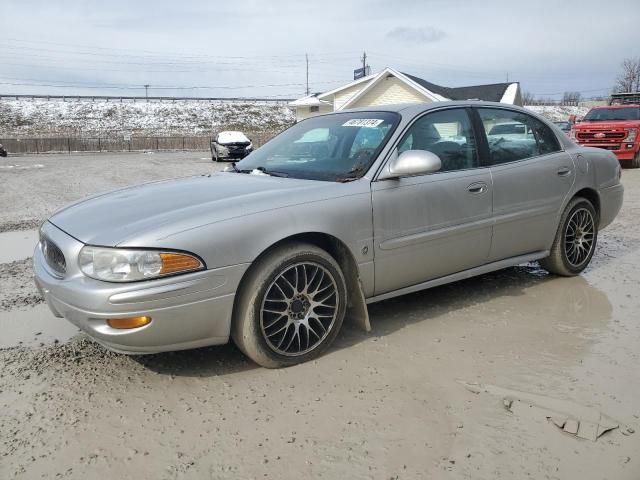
left=572, top=104, right=640, bottom=168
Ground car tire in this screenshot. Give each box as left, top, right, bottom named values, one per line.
left=539, top=197, right=598, bottom=277
left=212, top=148, right=218, bottom=162
left=630, top=152, right=640, bottom=169
left=232, top=242, right=347, bottom=368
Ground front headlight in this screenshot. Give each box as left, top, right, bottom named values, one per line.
left=78, top=246, right=204, bottom=282
left=217, top=145, right=229, bottom=154
left=626, top=128, right=637, bottom=142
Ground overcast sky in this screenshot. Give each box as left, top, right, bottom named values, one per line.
left=1, top=0, right=639, bottom=99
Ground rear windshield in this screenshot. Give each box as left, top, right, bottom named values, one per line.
left=583, top=107, right=640, bottom=122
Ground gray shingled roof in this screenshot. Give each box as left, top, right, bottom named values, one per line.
left=402, top=73, right=515, bottom=103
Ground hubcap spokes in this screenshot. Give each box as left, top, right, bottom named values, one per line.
left=260, top=262, right=339, bottom=356
left=564, top=208, right=595, bottom=267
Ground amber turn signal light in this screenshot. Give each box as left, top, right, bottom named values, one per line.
left=106, top=316, right=152, bottom=329
left=160, top=253, right=202, bottom=274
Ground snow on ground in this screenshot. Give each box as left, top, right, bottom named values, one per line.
left=0, top=98, right=596, bottom=139
left=525, top=105, right=591, bottom=122
left=0, top=98, right=295, bottom=137
left=217, top=131, right=250, bottom=144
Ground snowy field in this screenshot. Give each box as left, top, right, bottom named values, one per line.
left=525, top=105, right=591, bottom=121
left=0, top=98, right=592, bottom=139
left=0, top=98, right=295, bottom=137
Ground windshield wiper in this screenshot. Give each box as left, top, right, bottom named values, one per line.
left=228, top=162, right=252, bottom=174
left=336, top=164, right=366, bottom=183
left=255, top=166, right=289, bottom=177
left=228, top=163, right=289, bottom=177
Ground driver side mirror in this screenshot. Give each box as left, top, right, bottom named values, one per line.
left=378, top=149, right=442, bottom=180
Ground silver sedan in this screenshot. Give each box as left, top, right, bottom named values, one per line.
left=34, top=101, right=624, bottom=367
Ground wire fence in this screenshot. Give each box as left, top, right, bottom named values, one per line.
left=0, top=133, right=275, bottom=154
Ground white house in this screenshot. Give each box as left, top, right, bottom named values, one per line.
left=289, top=67, right=522, bottom=122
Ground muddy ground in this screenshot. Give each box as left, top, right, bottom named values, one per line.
left=1, top=152, right=639, bottom=479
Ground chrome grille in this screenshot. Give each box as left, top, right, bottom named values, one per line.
left=577, top=131, right=626, bottom=140
left=42, top=237, right=66, bottom=276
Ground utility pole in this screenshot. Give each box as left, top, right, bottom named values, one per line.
left=305, top=53, right=310, bottom=96
left=506, top=72, right=509, bottom=82
left=144, top=84, right=150, bottom=100
left=361, top=51, right=367, bottom=72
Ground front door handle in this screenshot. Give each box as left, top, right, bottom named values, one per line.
left=557, top=167, right=571, bottom=177
left=467, top=182, right=487, bottom=194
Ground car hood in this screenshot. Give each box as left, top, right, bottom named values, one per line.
left=49, top=172, right=344, bottom=247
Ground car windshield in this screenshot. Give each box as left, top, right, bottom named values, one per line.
left=234, top=111, right=400, bottom=181
left=583, top=107, right=640, bottom=122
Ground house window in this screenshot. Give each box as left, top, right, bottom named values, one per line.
left=309, top=106, right=319, bottom=113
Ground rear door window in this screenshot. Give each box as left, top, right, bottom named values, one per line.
left=478, top=108, right=561, bottom=164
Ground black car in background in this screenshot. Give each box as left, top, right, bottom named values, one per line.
left=211, top=131, right=253, bottom=162
left=0, top=143, right=7, bottom=157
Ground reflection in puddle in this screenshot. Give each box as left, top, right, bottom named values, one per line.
left=524, top=274, right=613, bottom=328
left=0, top=230, right=39, bottom=263
left=367, top=264, right=614, bottom=364
left=0, top=164, right=45, bottom=170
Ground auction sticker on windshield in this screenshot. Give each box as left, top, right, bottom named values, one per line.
left=342, top=119, right=385, bottom=128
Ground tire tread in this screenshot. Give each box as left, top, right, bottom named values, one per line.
left=231, top=242, right=347, bottom=368
left=540, top=197, right=597, bottom=276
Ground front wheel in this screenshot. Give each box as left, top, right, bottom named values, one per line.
left=539, top=197, right=598, bottom=276
left=630, top=152, right=640, bottom=169
left=232, top=242, right=347, bottom=368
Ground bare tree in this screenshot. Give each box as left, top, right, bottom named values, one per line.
left=522, top=90, right=536, bottom=105
left=614, top=57, right=640, bottom=93
left=562, top=91, right=582, bottom=105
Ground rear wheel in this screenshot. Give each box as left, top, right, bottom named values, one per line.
left=232, top=242, right=347, bottom=368
left=540, top=197, right=598, bottom=276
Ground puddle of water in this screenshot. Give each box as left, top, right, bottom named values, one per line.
left=0, top=164, right=45, bottom=170
left=0, top=230, right=39, bottom=263
left=0, top=304, right=79, bottom=349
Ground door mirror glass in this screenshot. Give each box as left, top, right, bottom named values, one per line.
left=379, top=149, right=442, bottom=180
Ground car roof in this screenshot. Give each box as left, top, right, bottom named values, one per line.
left=340, top=100, right=530, bottom=116
left=310, top=101, right=558, bottom=134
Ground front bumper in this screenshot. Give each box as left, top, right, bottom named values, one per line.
left=220, top=150, right=251, bottom=160
left=577, top=142, right=637, bottom=160
left=213, top=144, right=252, bottom=160
left=34, top=222, right=249, bottom=354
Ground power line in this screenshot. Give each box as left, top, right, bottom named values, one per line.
left=0, top=76, right=349, bottom=91
left=0, top=38, right=359, bottom=62
left=0, top=82, right=303, bottom=91
left=530, top=87, right=612, bottom=96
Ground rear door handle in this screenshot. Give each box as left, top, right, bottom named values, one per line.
left=467, top=182, right=487, bottom=194
left=557, top=167, right=571, bottom=177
